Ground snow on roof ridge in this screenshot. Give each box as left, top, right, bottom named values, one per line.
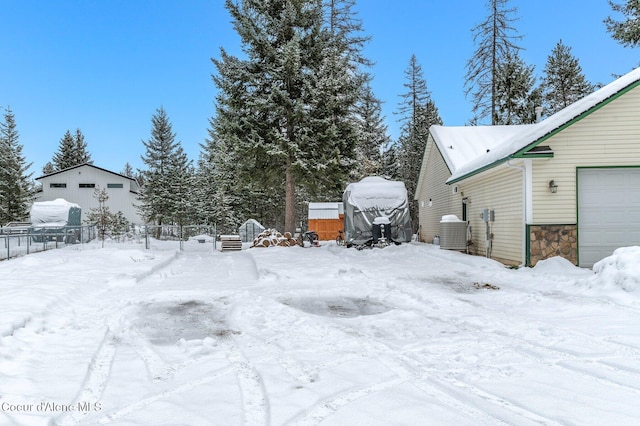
left=431, top=124, right=533, bottom=176
left=442, top=66, right=640, bottom=183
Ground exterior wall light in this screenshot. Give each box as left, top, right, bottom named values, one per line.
left=548, top=180, right=558, bottom=193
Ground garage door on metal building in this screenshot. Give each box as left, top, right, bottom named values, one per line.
left=578, top=167, right=640, bottom=267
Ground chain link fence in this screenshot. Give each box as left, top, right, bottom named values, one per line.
left=1, top=225, right=97, bottom=261
left=1, top=224, right=225, bottom=261
left=140, top=225, right=218, bottom=252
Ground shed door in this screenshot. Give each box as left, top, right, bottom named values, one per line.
left=578, top=168, right=640, bottom=267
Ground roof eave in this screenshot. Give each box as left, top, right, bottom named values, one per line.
left=448, top=77, right=640, bottom=184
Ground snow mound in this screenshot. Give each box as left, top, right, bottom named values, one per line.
left=586, top=246, right=640, bottom=293
left=532, top=256, right=587, bottom=276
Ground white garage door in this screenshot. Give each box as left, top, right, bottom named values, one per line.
left=578, top=168, right=640, bottom=267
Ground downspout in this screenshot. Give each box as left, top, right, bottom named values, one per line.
left=506, top=158, right=531, bottom=266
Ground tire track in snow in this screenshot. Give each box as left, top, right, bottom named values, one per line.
left=222, top=338, right=270, bottom=426
left=254, top=291, right=511, bottom=425
left=282, top=275, right=558, bottom=426
left=92, top=364, right=236, bottom=424
left=53, top=330, right=118, bottom=426
left=260, top=250, right=512, bottom=425
left=354, top=330, right=559, bottom=425
left=394, top=282, right=640, bottom=376
left=123, top=328, right=175, bottom=382
left=287, top=377, right=405, bottom=426
left=388, top=285, right=640, bottom=420
left=47, top=252, right=186, bottom=426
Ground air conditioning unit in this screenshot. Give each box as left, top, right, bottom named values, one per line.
left=439, top=215, right=467, bottom=250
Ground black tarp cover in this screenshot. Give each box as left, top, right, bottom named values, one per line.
left=342, top=177, right=412, bottom=244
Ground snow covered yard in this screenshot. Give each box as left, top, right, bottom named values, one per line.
left=1, top=241, right=639, bottom=426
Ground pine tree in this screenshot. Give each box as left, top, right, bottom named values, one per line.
left=48, top=128, right=91, bottom=172
left=494, top=50, right=539, bottom=124
left=605, top=0, right=640, bottom=48
left=193, top=128, right=237, bottom=232
left=381, top=142, right=400, bottom=180
left=352, top=80, right=391, bottom=179
left=51, top=130, right=77, bottom=171
left=304, top=0, right=370, bottom=200
left=166, top=144, right=195, bottom=228
left=121, top=162, right=134, bottom=177
left=212, top=0, right=368, bottom=233
left=396, top=55, right=442, bottom=230
left=541, top=40, right=596, bottom=116
left=0, top=107, right=34, bottom=224
left=86, top=187, right=114, bottom=241
left=139, top=107, right=192, bottom=229
left=464, top=0, right=523, bottom=124
left=42, top=162, right=56, bottom=175
left=73, top=129, right=92, bottom=165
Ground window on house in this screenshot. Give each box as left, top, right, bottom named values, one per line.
left=462, top=198, right=469, bottom=221
left=50, top=183, right=67, bottom=188
left=79, top=183, right=95, bottom=188
left=107, top=183, right=124, bottom=188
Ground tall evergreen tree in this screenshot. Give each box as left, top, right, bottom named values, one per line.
left=52, top=130, right=77, bottom=171
left=494, top=50, right=540, bottom=124
left=380, top=142, right=400, bottom=180
left=138, top=107, right=192, bottom=228
left=305, top=0, right=370, bottom=199
left=167, top=145, right=195, bottom=228
left=396, top=55, right=441, bottom=230
left=0, top=107, right=34, bottom=224
left=352, top=80, right=390, bottom=179
left=212, top=0, right=368, bottom=233
left=605, top=0, right=640, bottom=48
left=73, top=129, right=92, bottom=164
left=193, top=128, right=237, bottom=232
left=121, top=162, right=134, bottom=178
left=49, top=128, right=91, bottom=172
left=464, top=0, right=523, bottom=124
left=541, top=40, right=596, bottom=116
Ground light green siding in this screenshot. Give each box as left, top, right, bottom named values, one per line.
left=416, top=137, right=460, bottom=243
left=458, top=165, right=523, bottom=265
left=532, top=84, right=640, bottom=224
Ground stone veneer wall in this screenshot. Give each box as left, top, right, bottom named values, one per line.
left=529, top=224, right=578, bottom=266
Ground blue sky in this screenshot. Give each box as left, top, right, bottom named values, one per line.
left=1, top=0, right=637, bottom=177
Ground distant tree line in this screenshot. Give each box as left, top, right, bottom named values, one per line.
left=1, top=0, right=637, bottom=232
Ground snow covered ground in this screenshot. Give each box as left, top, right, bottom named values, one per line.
left=1, top=239, right=639, bottom=425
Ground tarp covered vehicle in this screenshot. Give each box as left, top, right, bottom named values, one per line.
left=30, top=199, right=82, bottom=243
left=342, top=176, right=412, bottom=248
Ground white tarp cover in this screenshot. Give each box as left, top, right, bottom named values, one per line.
left=30, top=199, right=81, bottom=227
left=343, top=176, right=412, bottom=243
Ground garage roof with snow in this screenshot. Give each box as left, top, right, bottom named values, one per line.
left=430, top=67, right=640, bottom=184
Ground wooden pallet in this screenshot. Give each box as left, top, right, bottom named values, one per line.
left=220, top=234, right=242, bottom=251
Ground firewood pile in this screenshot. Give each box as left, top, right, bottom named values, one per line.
left=250, top=229, right=299, bottom=248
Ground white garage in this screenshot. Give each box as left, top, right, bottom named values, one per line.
left=578, top=167, right=640, bottom=267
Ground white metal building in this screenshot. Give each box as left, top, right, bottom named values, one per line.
left=35, top=163, right=143, bottom=225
